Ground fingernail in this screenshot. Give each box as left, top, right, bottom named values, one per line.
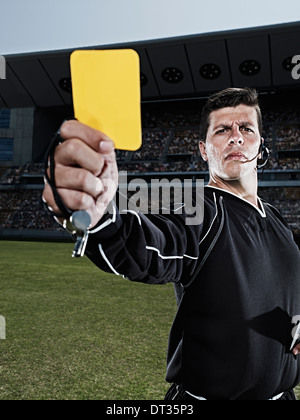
left=99, top=139, right=114, bottom=153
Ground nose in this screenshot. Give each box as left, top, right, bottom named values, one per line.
left=228, top=126, right=244, bottom=146
left=228, top=138, right=244, bottom=145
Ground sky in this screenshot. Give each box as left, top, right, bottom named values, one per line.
left=1, top=0, right=300, bottom=55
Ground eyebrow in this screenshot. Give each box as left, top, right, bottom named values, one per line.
left=213, top=121, right=255, bottom=131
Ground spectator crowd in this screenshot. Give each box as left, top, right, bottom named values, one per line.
left=0, top=100, right=299, bottom=237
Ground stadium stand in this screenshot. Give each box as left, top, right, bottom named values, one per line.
left=0, top=93, right=299, bottom=245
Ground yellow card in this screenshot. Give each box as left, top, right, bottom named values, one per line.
left=70, top=49, right=142, bottom=151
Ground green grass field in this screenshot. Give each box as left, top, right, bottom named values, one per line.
left=0, top=241, right=299, bottom=400
left=0, top=241, right=176, bottom=400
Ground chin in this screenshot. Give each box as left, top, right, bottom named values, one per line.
left=226, top=171, right=243, bottom=181
left=218, top=169, right=242, bottom=181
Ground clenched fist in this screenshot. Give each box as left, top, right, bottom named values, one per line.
left=43, top=120, right=119, bottom=228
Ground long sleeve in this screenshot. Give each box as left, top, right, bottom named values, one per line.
left=85, top=202, right=203, bottom=285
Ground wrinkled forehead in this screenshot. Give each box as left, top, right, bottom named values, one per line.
left=208, top=105, right=259, bottom=131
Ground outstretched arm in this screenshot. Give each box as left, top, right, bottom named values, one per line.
left=42, top=120, right=202, bottom=284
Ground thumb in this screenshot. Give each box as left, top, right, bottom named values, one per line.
left=292, top=343, right=300, bottom=356
left=60, top=120, right=115, bottom=154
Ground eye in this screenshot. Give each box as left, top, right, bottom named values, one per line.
left=241, top=127, right=254, bottom=133
left=215, top=128, right=227, bottom=135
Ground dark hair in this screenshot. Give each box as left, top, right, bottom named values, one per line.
left=200, top=87, right=263, bottom=140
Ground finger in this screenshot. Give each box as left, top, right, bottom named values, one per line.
left=53, top=166, right=104, bottom=199
left=42, top=183, right=60, bottom=215
left=55, top=139, right=105, bottom=176
left=43, top=182, right=94, bottom=214
left=43, top=183, right=65, bottom=216
left=60, top=120, right=115, bottom=154
left=293, top=343, right=300, bottom=356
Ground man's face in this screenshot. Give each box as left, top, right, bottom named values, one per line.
left=199, top=105, right=261, bottom=182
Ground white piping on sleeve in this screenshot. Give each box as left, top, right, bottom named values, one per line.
left=89, top=204, right=117, bottom=234
left=120, top=209, right=142, bottom=225
left=146, top=246, right=198, bottom=260
left=122, top=210, right=198, bottom=260
left=199, top=192, right=218, bottom=245
left=95, top=206, right=199, bottom=275
left=98, top=244, right=120, bottom=276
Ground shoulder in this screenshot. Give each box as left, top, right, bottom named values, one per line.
left=261, top=199, right=291, bottom=230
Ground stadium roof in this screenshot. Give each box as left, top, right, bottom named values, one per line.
left=0, top=21, right=300, bottom=108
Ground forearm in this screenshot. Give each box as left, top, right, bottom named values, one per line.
left=85, top=203, right=201, bottom=285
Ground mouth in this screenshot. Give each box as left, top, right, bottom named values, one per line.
left=225, top=152, right=247, bottom=161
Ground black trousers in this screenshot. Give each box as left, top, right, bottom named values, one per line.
left=165, top=383, right=297, bottom=401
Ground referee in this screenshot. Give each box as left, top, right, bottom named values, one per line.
left=43, top=87, right=300, bottom=400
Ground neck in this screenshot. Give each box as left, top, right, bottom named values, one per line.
left=208, top=174, right=259, bottom=208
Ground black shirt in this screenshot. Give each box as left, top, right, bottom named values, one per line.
left=86, top=186, right=300, bottom=400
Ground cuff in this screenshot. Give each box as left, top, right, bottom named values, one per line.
left=88, top=201, right=122, bottom=240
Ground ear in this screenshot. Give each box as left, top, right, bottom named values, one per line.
left=199, top=141, right=208, bottom=162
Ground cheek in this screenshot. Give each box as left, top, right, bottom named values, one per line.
left=206, top=144, right=223, bottom=166
left=249, top=142, right=260, bottom=158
